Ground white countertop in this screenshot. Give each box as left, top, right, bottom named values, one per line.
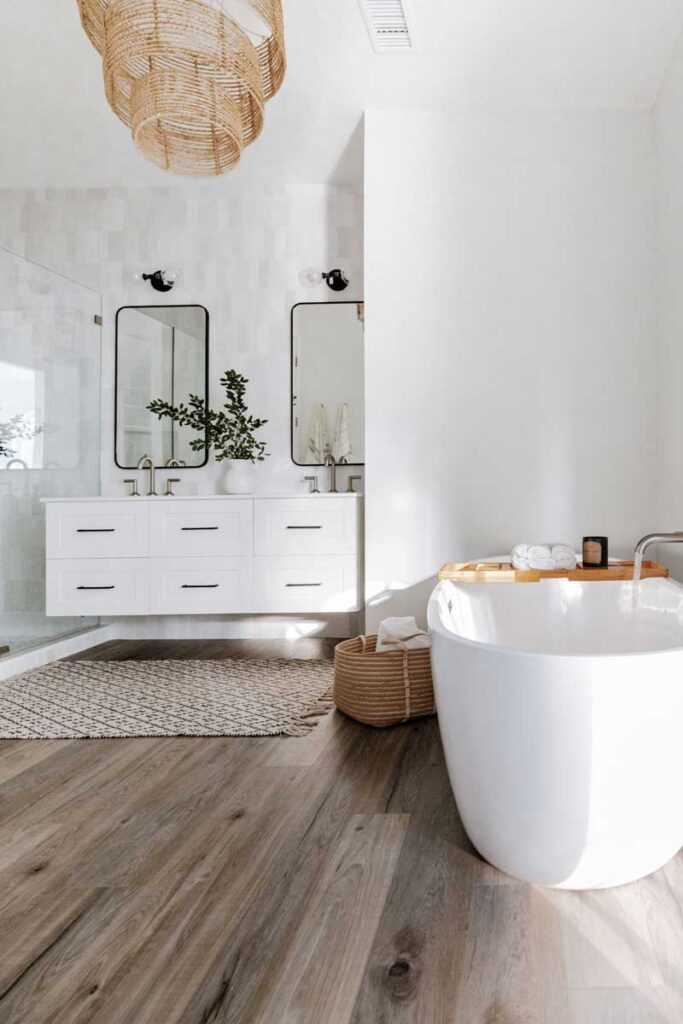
left=40, top=492, right=363, bottom=503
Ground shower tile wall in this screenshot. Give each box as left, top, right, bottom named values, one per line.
left=0, top=184, right=364, bottom=496
left=0, top=247, right=101, bottom=646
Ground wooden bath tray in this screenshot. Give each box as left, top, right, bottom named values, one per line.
left=438, top=560, right=669, bottom=584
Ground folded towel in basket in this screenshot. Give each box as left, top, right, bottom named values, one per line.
left=376, top=616, right=431, bottom=654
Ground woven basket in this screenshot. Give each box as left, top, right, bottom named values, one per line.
left=334, top=635, right=435, bottom=729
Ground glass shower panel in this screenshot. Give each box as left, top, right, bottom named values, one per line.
left=0, top=246, right=101, bottom=655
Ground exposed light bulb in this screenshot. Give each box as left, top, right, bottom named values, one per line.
left=299, top=267, right=325, bottom=288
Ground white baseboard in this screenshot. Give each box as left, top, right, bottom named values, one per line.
left=0, top=624, right=117, bottom=681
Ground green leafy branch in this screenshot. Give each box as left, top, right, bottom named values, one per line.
left=147, top=369, right=269, bottom=463
left=0, top=413, right=43, bottom=459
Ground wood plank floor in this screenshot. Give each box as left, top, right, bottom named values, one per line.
left=0, top=639, right=681, bottom=1023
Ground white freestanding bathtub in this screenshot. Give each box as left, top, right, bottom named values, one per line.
left=428, top=576, right=683, bottom=889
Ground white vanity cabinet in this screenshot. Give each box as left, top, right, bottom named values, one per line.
left=44, top=495, right=362, bottom=617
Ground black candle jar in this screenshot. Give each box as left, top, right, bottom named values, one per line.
left=583, top=536, right=609, bottom=569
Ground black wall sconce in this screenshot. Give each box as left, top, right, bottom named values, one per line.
left=141, top=269, right=177, bottom=293
left=299, top=267, right=349, bottom=292
left=322, top=269, right=349, bottom=292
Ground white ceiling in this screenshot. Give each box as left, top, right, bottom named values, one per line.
left=0, top=0, right=682, bottom=189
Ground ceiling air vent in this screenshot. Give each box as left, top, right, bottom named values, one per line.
left=359, top=0, right=415, bottom=53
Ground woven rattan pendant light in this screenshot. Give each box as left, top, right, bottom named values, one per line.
left=76, top=0, right=285, bottom=177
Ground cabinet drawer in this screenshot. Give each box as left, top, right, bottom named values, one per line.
left=150, top=501, right=253, bottom=558
left=46, top=502, right=148, bottom=559
left=150, top=558, right=254, bottom=614
left=46, top=559, right=150, bottom=616
left=254, top=556, right=359, bottom=612
left=254, top=499, right=358, bottom=556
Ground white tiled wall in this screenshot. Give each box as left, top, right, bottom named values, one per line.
left=0, top=182, right=364, bottom=496
left=0, top=182, right=364, bottom=640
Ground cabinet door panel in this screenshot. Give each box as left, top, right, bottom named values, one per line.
left=46, top=559, right=150, bottom=615
left=150, top=500, right=253, bottom=558
left=150, top=557, right=254, bottom=614
left=254, top=555, right=359, bottom=612
left=254, top=499, right=358, bottom=556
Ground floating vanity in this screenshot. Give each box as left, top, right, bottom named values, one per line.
left=44, top=494, right=362, bottom=617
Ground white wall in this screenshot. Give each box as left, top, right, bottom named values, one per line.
left=365, top=110, right=658, bottom=627
left=0, top=182, right=364, bottom=499
left=655, top=28, right=683, bottom=579
left=0, top=182, right=365, bottom=638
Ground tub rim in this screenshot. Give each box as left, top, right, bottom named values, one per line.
left=428, top=575, right=683, bottom=662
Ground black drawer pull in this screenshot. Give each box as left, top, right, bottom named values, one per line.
left=286, top=525, right=322, bottom=530
left=77, top=528, right=115, bottom=533
left=181, top=527, right=219, bottom=531
left=286, top=583, right=323, bottom=588
left=181, top=584, right=219, bottom=589
left=77, top=585, right=115, bottom=591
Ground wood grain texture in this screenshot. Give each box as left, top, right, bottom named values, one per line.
left=0, top=638, right=680, bottom=1023
left=438, top=559, right=668, bottom=584
left=255, top=813, right=409, bottom=1024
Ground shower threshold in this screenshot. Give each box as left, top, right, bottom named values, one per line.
left=0, top=626, right=101, bottom=660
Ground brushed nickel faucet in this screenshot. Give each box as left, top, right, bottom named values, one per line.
left=634, top=533, right=683, bottom=561
left=137, top=454, right=156, bottom=496
left=633, top=532, right=683, bottom=584
left=324, top=452, right=338, bottom=493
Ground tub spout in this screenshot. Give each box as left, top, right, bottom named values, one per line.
left=634, top=532, right=683, bottom=560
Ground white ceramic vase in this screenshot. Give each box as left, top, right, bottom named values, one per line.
left=222, top=459, right=256, bottom=494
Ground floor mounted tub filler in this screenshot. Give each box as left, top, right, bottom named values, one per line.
left=428, top=573, right=683, bottom=889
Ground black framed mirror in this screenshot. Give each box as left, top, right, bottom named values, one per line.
left=115, top=304, right=209, bottom=469
left=291, top=301, right=365, bottom=467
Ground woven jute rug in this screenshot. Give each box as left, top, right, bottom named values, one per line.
left=0, top=659, right=335, bottom=740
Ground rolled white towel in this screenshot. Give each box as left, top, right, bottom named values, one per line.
left=527, top=544, right=552, bottom=562
left=527, top=555, right=557, bottom=571
left=511, top=542, right=577, bottom=572
left=551, top=544, right=578, bottom=570
left=511, top=543, right=530, bottom=571
left=376, top=616, right=430, bottom=654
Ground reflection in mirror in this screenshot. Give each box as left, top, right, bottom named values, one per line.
left=0, top=309, right=86, bottom=472
left=115, top=305, right=208, bottom=468
left=0, top=361, right=44, bottom=468
left=291, top=301, right=365, bottom=467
